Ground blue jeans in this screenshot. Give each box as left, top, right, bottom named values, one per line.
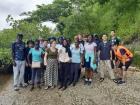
left=13, top=60, right=25, bottom=87
left=31, top=68, right=41, bottom=85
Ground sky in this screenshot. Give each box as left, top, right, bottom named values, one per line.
left=0, top=0, right=56, bottom=30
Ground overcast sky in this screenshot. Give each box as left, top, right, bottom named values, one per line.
left=0, top=0, right=55, bottom=30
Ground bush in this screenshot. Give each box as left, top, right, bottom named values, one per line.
left=132, top=53, right=140, bottom=68
left=0, top=49, right=12, bottom=71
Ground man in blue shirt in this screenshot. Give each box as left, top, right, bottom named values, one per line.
left=98, top=34, right=117, bottom=83
left=12, top=33, right=26, bottom=91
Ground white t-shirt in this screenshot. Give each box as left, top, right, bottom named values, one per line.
left=84, top=42, right=97, bottom=53
left=58, top=46, right=70, bottom=62
left=56, top=44, right=62, bottom=50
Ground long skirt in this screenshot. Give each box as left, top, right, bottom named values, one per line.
left=44, top=59, right=58, bottom=87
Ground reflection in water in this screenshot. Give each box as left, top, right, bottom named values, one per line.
left=0, top=73, right=11, bottom=92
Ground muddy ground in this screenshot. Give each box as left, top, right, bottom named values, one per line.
left=0, top=70, right=140, bottom=105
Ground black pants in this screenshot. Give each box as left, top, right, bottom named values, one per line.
left=111, top=50, right=117, bottom=69
left=59, top=62, right=70, bottom=87
left=58, top=63, right=61, bottom=84
left=24, top=66, right=32, bottom=83
left=70, top=63, right=80, bottom=83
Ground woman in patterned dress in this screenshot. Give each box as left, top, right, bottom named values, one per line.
left=44, top=40, right=58, bottom=90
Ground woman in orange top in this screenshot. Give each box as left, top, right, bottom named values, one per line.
left=113, top=43, right=133, bottom=84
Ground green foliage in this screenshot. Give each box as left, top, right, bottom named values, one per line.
left=0, top=15, right=51, bottom=48
left=0, top=16, right=51, bottom=71
left=0, top=49, right=12, bottom=70
left=23, top=0, right=140, bottom=41
left=132, top=54, right=140, bottom=68
left=23, top=0, right=72, bottom=23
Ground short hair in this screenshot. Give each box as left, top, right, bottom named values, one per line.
left=27, top=40, right=34, bottom=45
left=17, top=33, right=23, bottom=37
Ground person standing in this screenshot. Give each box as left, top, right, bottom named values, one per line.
left=58, top=39, right=72, bottom=90
left=44, top=40, right=58, bottom=89
left=11, top=33, right=26, bottom=91
left=70, top=41, right=83, bottom=86
left=56, top=37, right=63, bottom=84
left=28, top=40, right=44, bottom=91
left=110, top=30, right=121, bottom=70
left=24, top=40, right=34, bottom=85
left=84, top=35, right=97, bottom=85
left=70, top=35, right=84, bottom=81
left=38, top=37, right=46, bottom=85
left=98, top=34, right=117, bottom=83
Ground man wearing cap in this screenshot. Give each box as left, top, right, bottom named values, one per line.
left=11, top=33, right=26, bottom=91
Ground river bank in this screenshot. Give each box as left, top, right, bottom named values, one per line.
left=0, top=73, right=11, bottom=92
left=0, top=70, right=140, bottom=105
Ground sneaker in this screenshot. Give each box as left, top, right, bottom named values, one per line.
left=23, top=83, right=28, bottom=87
left=84, top=79, right=88, bottom=85
left=14, top=86, right=19, bottom=91
left=19, top=83, right=28, bottom=88
left=112, top=79, right=118, bottom=83
left=51, top=86, right=56, bottom=89
left=87, top=81, right=92, bottom=86
left=44, top=86, right=51, bottom=90
left=99, top=78, right=104, bottom=82
left=58, top=86, right=63, bottom=89
left=61, top=86, right=67, bottom=91
left=28, top=81, right=32, bottom=85
left=117, top=80, right=126, bottom=84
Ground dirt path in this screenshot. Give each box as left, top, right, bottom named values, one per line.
left=0, top=71, right=140, bottom=105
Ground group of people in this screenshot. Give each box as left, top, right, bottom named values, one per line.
left=11, top=30, right=133, bottom=91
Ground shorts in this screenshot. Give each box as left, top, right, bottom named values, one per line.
left=118, top=59, right=133, bottom=71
